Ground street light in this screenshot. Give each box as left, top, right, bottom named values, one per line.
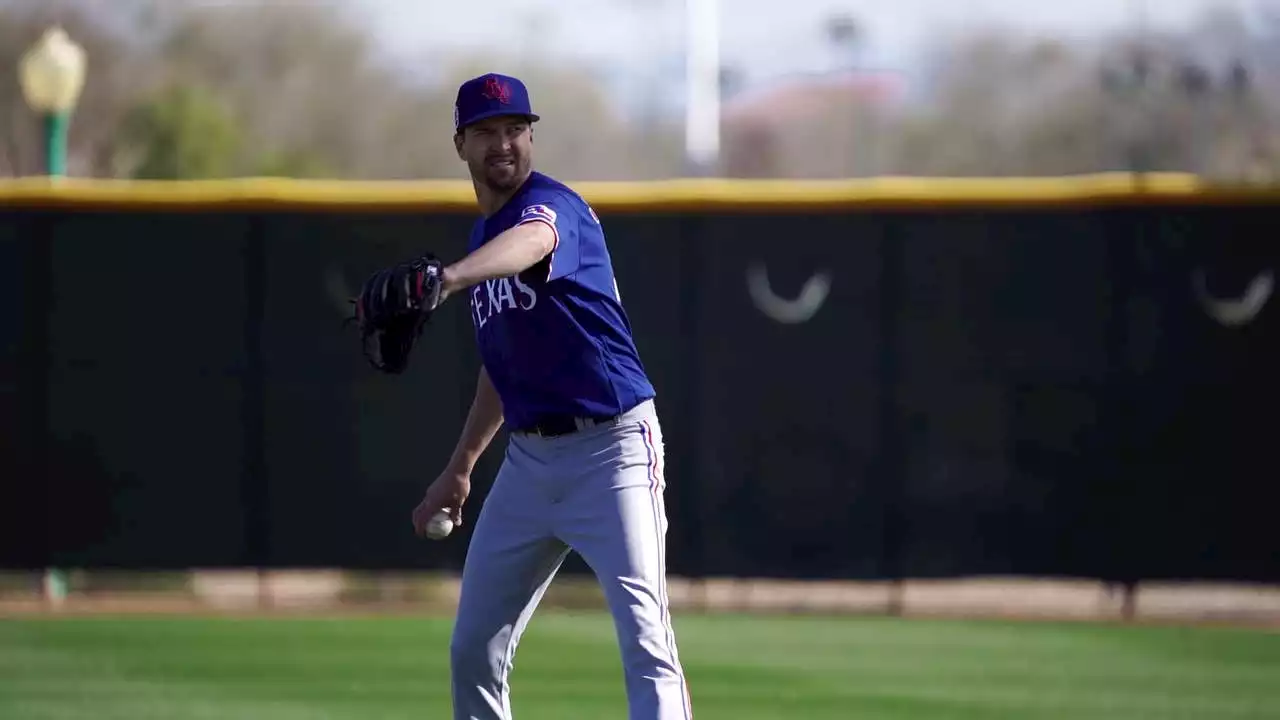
left=18, top=27, right=85, bottom=608
left=18, top=26, right=87, bottom=177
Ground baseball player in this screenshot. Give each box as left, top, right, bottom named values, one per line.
left=409, top=73, right=693, bottom=720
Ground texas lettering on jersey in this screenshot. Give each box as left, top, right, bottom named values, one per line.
left=468, top=202, right=556, bottom=328
left=469, top=274, right=537, bottom=329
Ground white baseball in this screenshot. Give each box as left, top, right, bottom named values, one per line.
left=425, top=510, right=455, bottom=540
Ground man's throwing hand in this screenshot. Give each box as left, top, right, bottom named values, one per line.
left=412, top=470, right=471, bottom=539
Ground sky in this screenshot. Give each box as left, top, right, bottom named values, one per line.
left=360, top=0, right=1259, bottom=70
left=345, top=0, right=1267, bottom=117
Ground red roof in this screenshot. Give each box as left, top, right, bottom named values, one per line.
left=722, top=70, right=907, bottom=126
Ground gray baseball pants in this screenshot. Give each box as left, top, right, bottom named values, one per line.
left=449, top=399, right=693, bottom=720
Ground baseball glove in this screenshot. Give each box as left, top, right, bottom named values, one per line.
left=347, top=254, right=444, bottom=374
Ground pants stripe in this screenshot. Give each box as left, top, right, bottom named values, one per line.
left=640, top=419, right=693, bottom=719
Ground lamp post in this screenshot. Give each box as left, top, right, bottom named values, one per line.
left=18, top=26, right=85, bottom=609
left=684, top=0, right=720, bottom=175
left=18, top=26, right=87, bottom=178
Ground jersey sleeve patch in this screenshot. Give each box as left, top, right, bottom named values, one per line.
left=518, top=203, right=561, bottom=253
left=519, top=204, right=558, bottom=226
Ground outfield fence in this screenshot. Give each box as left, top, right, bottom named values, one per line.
left=2, top=173, right=1278, bottom=606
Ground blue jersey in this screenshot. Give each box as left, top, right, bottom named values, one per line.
left=466, top=171, right=655, bottom=431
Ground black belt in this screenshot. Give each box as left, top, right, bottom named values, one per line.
left=516, top=412, right=622, bottom=438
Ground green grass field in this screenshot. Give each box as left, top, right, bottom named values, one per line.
left=1, top=611, right=1277, bottom=719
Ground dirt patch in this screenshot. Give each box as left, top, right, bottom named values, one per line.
left=3, top=571, right=1277, bottom=629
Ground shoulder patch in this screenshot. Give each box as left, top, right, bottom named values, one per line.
left=520, top=204, right=557, bottom=225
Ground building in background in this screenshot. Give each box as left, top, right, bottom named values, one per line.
left=719, top=68, right=908, bottom=177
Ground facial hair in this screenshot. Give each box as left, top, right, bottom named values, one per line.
left=472, top=152, right=528, bottom=193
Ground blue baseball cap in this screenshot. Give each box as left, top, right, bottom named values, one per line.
left=454, top=73, right=540, bottom=131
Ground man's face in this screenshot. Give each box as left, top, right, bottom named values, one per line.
left=455, top=115, right=533, bottom=193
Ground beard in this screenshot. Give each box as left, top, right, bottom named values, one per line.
left=472, top=153, right=529, bottom=193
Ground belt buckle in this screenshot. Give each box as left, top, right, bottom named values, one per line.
left=525, top=413, right=616, bottom=438
left=527, top=418, right=568, bottom=438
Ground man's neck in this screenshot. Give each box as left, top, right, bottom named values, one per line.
left=474, top=171, right=533, bottom=218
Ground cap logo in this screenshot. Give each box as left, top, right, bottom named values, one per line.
left=481, top=76, right=512, bottom=104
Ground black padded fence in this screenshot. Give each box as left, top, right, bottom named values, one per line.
left=1, top=182, right=1277, bottom=585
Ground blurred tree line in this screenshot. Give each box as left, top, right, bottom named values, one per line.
left=870, top=5, right=1280, bottom=180
left=0, top=0, right=1276, bottom=182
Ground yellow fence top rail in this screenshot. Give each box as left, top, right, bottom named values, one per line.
left=0, top=173, right=1278, bottom=212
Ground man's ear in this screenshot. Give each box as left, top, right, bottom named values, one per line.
left=454, top=132, right=464, bottom=160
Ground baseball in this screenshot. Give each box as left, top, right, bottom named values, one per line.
left=425, top=509, right=455, bottom=540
